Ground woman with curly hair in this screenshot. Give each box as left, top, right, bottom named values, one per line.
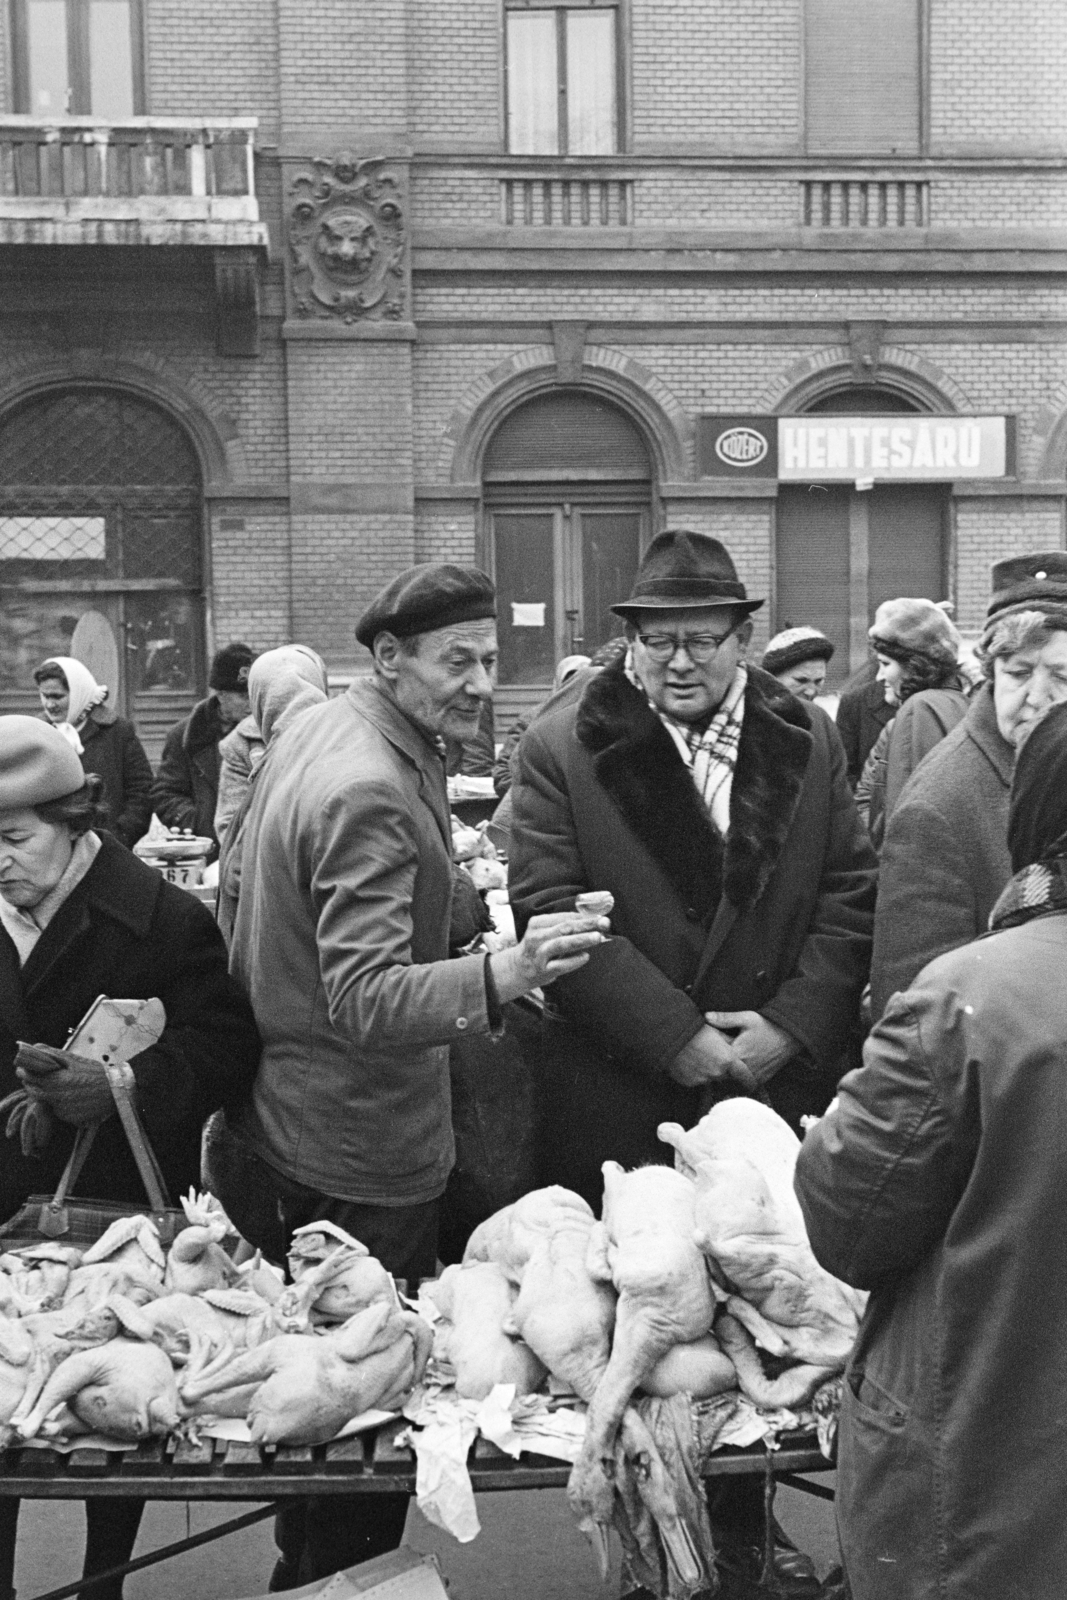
left=855, top=598, right=965, bottom=849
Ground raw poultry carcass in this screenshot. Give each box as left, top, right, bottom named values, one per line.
left=178, top=1301, right=433, bottom=1445
left=164, top=1191, right=240, bottom=1296
left=464, top=1186, right=598, bottom=1282
left=570, top=1162, right=717, bottom=1588
left=0, top=1244, right=82, bottom=1315
left=658, top=1105, right=865, bottom=1402
left=642, top=1333, right=736, bottom=1401
left=422, top=1262, right=546, bottom=1400
left=286, top=1223, right=396, bottom=1324
left=16, top=1338, right=182, bottom=1442
left=64, top=1215, right=166, bottom=1310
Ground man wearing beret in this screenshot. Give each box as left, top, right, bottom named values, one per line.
left=151, top=641, right=257, bottom=852
left=225, top=563, right=606, bottom=1589
left=508, top=530, right=877, bottom=1593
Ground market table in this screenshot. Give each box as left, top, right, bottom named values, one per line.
left=0, top=1417, right=834, bottom=1599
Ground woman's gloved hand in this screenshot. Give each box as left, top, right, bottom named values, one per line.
left=0, top=1086, right=55, bottom=1155
left=14, top=1042, right=115, bottom=1127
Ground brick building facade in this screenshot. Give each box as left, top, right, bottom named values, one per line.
left=0, top=0, right=1064, bottom=746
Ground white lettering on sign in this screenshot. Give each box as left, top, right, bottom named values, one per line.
left=777, top=416, right=1006, bottom=481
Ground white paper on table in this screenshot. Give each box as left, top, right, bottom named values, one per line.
left=196, top=1410, right=396, bottom=1444
left=511, top=602, right=545, bottom=627
left=408, top=1397, right=481, bottom=1544
left=715, top=1397, right=803, bottom=1450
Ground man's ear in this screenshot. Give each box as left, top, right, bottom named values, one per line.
left=373, top=632, right=402, bottom=682
left=736, top=618, right=755, bottom=656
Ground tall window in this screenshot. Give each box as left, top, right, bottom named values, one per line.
left=12, top=0, right=144, bottom=117
left=506, top=3, right=619, bottom=155
left=805, top=0, right=921, bottom=156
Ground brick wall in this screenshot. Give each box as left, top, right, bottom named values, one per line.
left=146, top=0, right=280, bottom=139
left=290, top=511, right=415, bottom=658
left=413, top=504, right=480, bottom=564
left=210, top=504, right=292, bottom=647
left=930, top=0, right=1067, bottom=155
left=955, top=500, right=1066, bottom=630
left=286, top=344, right=414, bottom=483
left=278, top=0, right=408, bottom=140
left=408, top=0, right=501, bottom=149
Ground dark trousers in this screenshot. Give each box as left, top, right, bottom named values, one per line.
left=213, top=1136, right=440, bottom=1589
left=0, top=1496, right=143, bottom=1600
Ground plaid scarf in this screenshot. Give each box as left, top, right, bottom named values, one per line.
left=625, top=651, right=747, bottom=837
left=989, top=857, right=1067, bottom=932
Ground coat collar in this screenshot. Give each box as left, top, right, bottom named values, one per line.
left=346, top=678, right=452, bottom=848
left=575, top=659, right=813, bottom=915
left=185, top=696, right=225, bottom=754
left=963, top=681, right=1013, bottom=788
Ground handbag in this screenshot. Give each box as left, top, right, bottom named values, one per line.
left=0, top=1060, right=188, bottom=1254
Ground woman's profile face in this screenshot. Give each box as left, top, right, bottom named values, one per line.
left=875, top=653, right=905, bottom=707
left=0, top=809, right=75, bottom=909
left=37, top=678, right=69, bottom=724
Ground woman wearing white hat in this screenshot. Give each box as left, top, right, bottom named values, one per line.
left=34, top=656, right=152, bottom=848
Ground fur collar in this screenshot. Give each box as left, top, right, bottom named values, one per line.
left=576, top=659, right=813, bottom=916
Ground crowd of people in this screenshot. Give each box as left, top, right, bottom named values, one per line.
left=1, top=530, right=1066, bottom=1599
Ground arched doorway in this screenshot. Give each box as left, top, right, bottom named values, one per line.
left=0, top=387, right=205, bottom=752
left=775, top=386, right=950, bottom=683
left=483, top=390, right=652, bottom=719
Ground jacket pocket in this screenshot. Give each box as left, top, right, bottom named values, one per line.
left=847, top=1366, right=909, bottom=1429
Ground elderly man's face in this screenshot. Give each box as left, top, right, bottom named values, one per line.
left=385, top=619, right=498, bottom=743
left=630, top=607, right=751, bottom=724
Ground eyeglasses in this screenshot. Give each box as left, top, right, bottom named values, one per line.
left=636, top=630, right=737, bottom=663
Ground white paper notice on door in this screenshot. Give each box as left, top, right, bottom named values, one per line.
left=511, top=602, right=546, bottom=627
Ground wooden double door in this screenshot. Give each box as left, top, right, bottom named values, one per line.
left=489, top=501, right=649, bottom=697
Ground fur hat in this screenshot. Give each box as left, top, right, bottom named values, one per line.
left=869, top=598, right=960, bottom=668
left=356, top=564, right=496, bottom=649
left=209, top=642, right=256, bottom=693
left=987, top=551, right=1067, bottom=624
left=761, top=627, right=834, bottom=677
left=0, top=716, right=86, bottom=810
left=611, top=531, right=763, bottom=620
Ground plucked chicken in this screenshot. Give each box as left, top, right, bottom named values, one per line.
left=423, top=1261, right=546, bottom=1400
left=164, top=1192, right=240, bottom=1296
left=17, top=1337, right=182, bottom=1441
left=178, top=1300, right=432, bottom=1445
left=659, top=1105, right=865, bottom=1372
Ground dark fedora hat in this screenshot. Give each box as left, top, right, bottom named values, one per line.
left=611, top=530, right=764, bottom=621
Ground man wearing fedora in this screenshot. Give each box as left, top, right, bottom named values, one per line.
left=509, top=530, right=876, bottom=1593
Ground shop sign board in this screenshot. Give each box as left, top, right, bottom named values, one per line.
left=699, top=414, right=1011, bottom=482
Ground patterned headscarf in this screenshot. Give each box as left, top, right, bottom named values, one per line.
left=625, top=647, right=747, bottom=837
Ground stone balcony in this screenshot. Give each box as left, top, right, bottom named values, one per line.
left=0, top=117, right=269, bottom=353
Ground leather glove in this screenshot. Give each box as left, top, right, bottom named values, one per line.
left=14, top=1042, right=115, bottom=1128
left=0, top=1087, right=55, bottom=1156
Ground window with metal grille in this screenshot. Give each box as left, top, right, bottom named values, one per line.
left=506, top=2, right=620, bottom=155
left=12, top=0, right=145, bottom=117
left=0, top=388, right=201, bottom=584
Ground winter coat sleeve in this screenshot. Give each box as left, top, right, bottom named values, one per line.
left=509, top=713, right=707, bottom=1076
left=493, top=716, right=529, bottom=798
left=150, top=721, right=198, bottom=834
left=113, top=723, right=154, bottom=848
left=882, top=689, right=968, bottom=822
left=794, top=984, right=978, bottom=1290
left=126, top=890, right=261, bottom=1144
left=759, top=716, right=877, bottom=1063
left=214, top=732, right=256, bottom=850
left=311, top=777, right=491, bottom=1049
left=869, top=788, right=979, bottom=1021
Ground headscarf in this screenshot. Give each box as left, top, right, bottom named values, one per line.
left=247, top=645, right=329, bottom=748
left=554, top=654, right=591, bottom=690
left=1007, top=700, right=1067, bottom=873
left=38, top=657, right=108, bottom=755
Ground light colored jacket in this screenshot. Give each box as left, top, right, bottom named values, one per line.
left=229, top=678, right=492, bottom=1205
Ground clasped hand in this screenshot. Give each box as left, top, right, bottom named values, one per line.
left=13, top=1042, right=116, bottom=1127
left=669, top=1010, right=797, bottom=1092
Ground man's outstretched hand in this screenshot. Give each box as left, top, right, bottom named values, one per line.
left=490, top=912, right=610, bottom=1002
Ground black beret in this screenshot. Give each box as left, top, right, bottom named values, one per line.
left=987, top=551, right=1067, bottom=619
left=356, top=564, right=496, bottom=649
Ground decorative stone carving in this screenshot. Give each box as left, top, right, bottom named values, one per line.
left=288, top=154, right=406, bottom=324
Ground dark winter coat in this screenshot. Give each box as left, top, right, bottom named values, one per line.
left=0, top=833, right=261, bottom=1224
left=836, top=673, right=894, bottom=788
left=869, top=683, right=1012, bottom=1019
left=795, top=913, right=1067, bottom=1600
left=508, top=660, right=877, bottom=1208
left=151, top=695, right=228, bottom=845
left=77, top=708, right=153, bottom=848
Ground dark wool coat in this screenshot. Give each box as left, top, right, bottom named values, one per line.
left=508, top=660, right=877, bottom=1208
left=836, top=673, right=894, bottom=789
left=796, top=914, right=1067, bottom=1600
left=151, top=696, right=227, bottom=844
left=0, top=834, right=261, bottom=1224
left=869, top=683, right=1012, bottom=1019
left=78, top=708, right=153, bottom=848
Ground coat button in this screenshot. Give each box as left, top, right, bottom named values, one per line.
left=686, top=906, right=701, bottom=922
left=455, top=1017, right=469, bottom=1031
